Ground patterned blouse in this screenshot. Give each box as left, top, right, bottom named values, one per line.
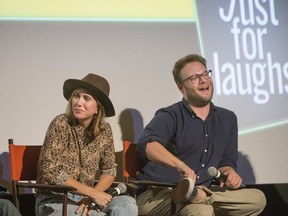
left=36, top=114, right=117, bottom=189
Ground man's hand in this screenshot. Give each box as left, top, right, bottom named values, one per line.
left=176, top=161, right=197, bottom=183
left=219, top=167, right=243, bottom=189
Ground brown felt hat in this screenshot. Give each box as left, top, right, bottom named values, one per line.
left=63, top=73, right=115, bottom=117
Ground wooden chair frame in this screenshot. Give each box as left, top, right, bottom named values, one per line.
left=8, top=139, right=76, bottom=216
left=123, top=139, right=177, bottom=216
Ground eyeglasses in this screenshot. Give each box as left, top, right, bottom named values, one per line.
left=181, top=70, right=212, bottom=84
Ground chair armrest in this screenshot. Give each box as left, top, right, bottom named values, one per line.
left=128, top=180, right=176, bottom=188
left=16, top=182, right=76, bottom=193
left=125, top=180, right=176, bottom=198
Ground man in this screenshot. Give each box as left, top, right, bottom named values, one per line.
left=136, top=54, right=266, bottom=215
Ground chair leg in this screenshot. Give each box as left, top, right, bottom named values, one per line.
left=12, top=182, right=20, bottom=210
left=62, top=192, right=68, bottom=216
left=170, top=199, right=176, bottom=216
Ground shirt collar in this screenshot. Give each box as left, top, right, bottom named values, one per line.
left=181, top=98, right=216, bottom=117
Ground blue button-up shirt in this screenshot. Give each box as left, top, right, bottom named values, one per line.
left=136, top=99, right=238, bottom=187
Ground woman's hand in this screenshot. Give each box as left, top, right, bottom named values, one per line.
left=76, top=198, right=94, bottom=216
left=63, top=176, right=115, bottom=215
left=75, top=191, right=112, bottom=215
left=90, top=190, right=112, bottom=208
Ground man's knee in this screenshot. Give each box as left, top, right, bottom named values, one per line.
left=178, top=204, right=214, bottom=216
left=249, top=189, right=267, bottom=213
left=137, top=188, right=172, bottom=215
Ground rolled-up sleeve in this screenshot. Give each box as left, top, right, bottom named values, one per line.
left=136, top=109, right=176, bottom=162
left=99, top=123, right=117, bottom=177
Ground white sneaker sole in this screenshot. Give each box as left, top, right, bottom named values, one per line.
left=172, top=178, right=195, bottom=203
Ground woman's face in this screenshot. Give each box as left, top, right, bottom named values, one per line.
left=71, top=88, right=98, bottom=128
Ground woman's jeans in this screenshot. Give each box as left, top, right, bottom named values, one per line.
left=35, top=193, right=138, bottom=216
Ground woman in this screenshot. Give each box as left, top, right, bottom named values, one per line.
left=35, top=73, right=137, bottom=216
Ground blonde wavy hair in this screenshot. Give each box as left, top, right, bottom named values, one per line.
left=65, top=89, right=106, bottom=136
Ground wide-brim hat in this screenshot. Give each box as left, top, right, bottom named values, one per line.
left=63, top=73, right=115, bottom=117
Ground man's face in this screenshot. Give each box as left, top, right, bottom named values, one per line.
left=178, top=61, right=213, bottom=107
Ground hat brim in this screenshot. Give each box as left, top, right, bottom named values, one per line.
left=63, top=79, right=115, bottom=117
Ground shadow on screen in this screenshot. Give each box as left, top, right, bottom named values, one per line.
left=237, top=151, right=256, bottom=184
left=118, top=108, right=144, bottom=143
left=115, top=108, right=144, bottom=182
left=0, top=152, right=12, bottom=193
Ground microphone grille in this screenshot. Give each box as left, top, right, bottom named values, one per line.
left=117, top=183, right=127, bottom=193
left=207, top=167, right=218, bottom=177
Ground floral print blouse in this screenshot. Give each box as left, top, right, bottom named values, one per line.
left=36, top=114, right=117, bottom=189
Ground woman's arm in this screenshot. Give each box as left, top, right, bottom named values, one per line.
left=63, top=175, right=115, bottom=207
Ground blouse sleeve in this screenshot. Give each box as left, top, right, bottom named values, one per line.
left=98, top=122, right=117, bottom=177
left=37, top=115, right=72, bottom=185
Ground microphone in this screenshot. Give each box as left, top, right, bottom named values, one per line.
left=207, top=167, right=228, bottom=182
left=89, top=183, right=127, bottom=209
left=107, top=182, right=127, bottom=197
left=207, top=167, right=246, bottom=188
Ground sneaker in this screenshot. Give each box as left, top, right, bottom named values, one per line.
left=172, top=178, right=197, bottom=203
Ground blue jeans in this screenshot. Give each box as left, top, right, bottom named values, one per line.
left=35, top=193, right=138, bottom=216
left=0, top=199, right=22, bottom=216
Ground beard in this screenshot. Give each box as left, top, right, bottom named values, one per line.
left=190, top=95, right=211, bottom=107
left=187, top=87, right=214, bottom=108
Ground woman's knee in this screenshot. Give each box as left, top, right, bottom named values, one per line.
left=110, top=195, right=138, bottom=215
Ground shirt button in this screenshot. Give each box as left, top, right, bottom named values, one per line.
left=202, top=164, right=205, bottom=167
left=205, top=134, right=208, bottom=137
left=197, top=176, right=200, bottom=179
left=204, top=149, right=207, bottom=152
